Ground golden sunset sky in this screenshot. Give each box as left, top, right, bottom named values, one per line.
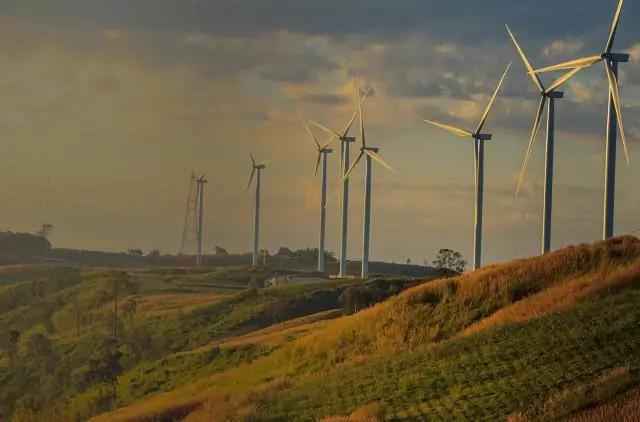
left=1, top=0, right=640, bottom=264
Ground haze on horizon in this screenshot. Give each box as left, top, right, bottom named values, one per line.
left=1, top=0, right=640, bottom=265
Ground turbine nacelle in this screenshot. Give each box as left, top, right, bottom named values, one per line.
left=363, top=147, right=379, bottom=153
left=603, top=52, right=630, bottom=62
left=318, top=148, right=334, bottom=154
left=473, top=133, right=492, bottom=141
left=546, top=91, right=564, bottom=99
left=254, top=164, right=266, bottom=170
left=342, top=137, right=356, bottom=143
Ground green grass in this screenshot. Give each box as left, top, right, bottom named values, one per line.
left=256, top=291, right=640, bottom=420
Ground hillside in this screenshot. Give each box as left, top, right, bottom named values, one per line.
left=2, top=236, right=640, bottom=421
left=90, top=235, right=640, bottom=422
left=0, top=263, right=427, bottom=421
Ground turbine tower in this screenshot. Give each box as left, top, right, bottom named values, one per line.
left=422, top=62, right=511, bottom=271
left=194, top=171, right=208, bottom=267
left=530, top=0, right=630, bottom=240
left=308, top=78, right=371, bottom=278
left=298, top=112, right=335, bottom=273
left=245, top=152, right=269, bottom=266
left=342, top=75, right=395, bottom=279
left=506, top=25, right=582, bottom=254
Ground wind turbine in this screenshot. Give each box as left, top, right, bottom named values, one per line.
left=297, top=112, right=335, bottom=273
left=529, top=0, right=630, bottom=240
left=422, top=62, right=511, bottom=271
left=342, top=75, right=395, bottom=279
left=194, top=171, right=208, bottom=266
left=506, top=25, right=582, bottom=254
left=245, top=152, right=268, bottom=266
left=308, top=78, right=372, bottom=278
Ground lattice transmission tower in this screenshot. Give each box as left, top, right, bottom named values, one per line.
left=179, top=172, right=199, bottom=266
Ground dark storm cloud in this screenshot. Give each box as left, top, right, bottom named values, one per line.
left=2, top=0, right=639, bottom=108
left=3, top=0, right=638, bottom=47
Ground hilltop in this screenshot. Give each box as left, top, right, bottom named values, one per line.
left=2, top=236, right=640, bottom=421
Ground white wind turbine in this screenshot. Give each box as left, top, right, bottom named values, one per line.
left=342, top=75, right=395, bottom=279
left=506, top=25, right=582, bottom=254
left=297, top=111, right=335, bottom=273
left=530, top=0, right=630, bottom=240
left=245, top=152, right=269, bottom=266
left=194, top=171, right=208, bottom=267
left=308, top=78, right=372, bottom=278
left=422, top=62, right=511, bottom=271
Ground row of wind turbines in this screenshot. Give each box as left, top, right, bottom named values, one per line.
left=223, top=0, right=632, bottom=278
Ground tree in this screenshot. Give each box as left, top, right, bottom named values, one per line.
left=214, top=246, right=228, bottom=255
left=126, top=248, right=143, bottom=256
left=107, top=271, right=131, bottom=338
left=122, top=298, right=137, bottom=326
left=406, top=258, right=411, bottom=265
left=147, top=249, right=161, bottom=258
left=432, top=248, right=467, bottom=275
left=276, top=247, right=294, bottom=257
left=87, top=338, right=123, bottom=410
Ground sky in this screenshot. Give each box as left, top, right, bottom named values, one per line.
left=1, top=0, right=640, bottom=266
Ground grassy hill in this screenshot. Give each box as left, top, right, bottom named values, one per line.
left=3, top=236, right=640, bottom=421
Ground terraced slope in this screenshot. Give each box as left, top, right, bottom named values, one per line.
left=95, top=236, right=640, bottom=421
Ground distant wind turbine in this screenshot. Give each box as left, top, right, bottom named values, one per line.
left=308, top=78, right=372, bottom=278
left=530, top=0, right=630, bottom=240
left=194, top=171, right=208, bottom=266
left=422, top=62, right=511, bottom=271
left=297, top=111, right=335, bottom=273
left=506, top=25, right=582, bottom=254
left=342, top=74, right=395, bottom=279
left=245, top=152, right=270, bottom=266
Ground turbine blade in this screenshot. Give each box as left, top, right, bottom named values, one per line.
left=245, top=168, right=256, bottom=192
left=604, top=60, right=630, bottom=166
left=516, top=96, right=547, bottom=197
left=605, top=0, right=624, bottom=54
left=365, top=150, right=395, bottom=173
left=341, top=86, right=372, bottom=138
left=505, top=25, right=544, bottom=92
left=545, top=67, right=582, bottom=94
left=312, top=152, right=322, bottom=184
left=248, top=151, right=256, bottom=165
left=259, top=156, right=276, bottom=166
left=475, top=61, right=511, bottom=135
left=473, top=139, right=479, bottom=198
left=422, top=119, right=473, bottom=137
left=303, top=181, right=318, bottom=216
left=320, top=135, right=336, bottom=149
left=297, top=111, right=320, bottom=148
left=324, top=184, right=342, bottom=209
left=531, top=56, right=601, bottom=74
left=343, top=151, right=364, bottom=183
left=358, top=72, right=366, bottom=148
left=309, top=119, right=342, bottom=139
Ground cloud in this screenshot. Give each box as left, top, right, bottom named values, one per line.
left=1, top=0, right=639, bottom=265
left=542, top=37, right=585, bottom=58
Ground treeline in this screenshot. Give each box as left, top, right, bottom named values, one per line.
left=0, top=232, right=51, bottom=258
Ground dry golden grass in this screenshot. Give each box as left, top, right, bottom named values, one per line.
left=91, top=236, right=640, bottom=422
left=567, top=386, right=640, bottom=421
left=178, top=377, right=290, bottom=422
left=178, top=309, right=343, bottom=355
left=507, top=366, right=639, bottom=421
left=288, top=236, right=640, bottom=366
left=462, top=257, right=640, bottom=336
left=133, top=292, right=228, bottom=315
left=320, top=403, right=384, bottom=421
